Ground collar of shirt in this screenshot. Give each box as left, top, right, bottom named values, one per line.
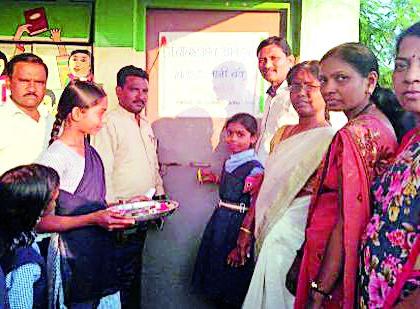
left=116, top=103, right=146, bottom=126
left=266, top=80, right=288, bottom=98
left=2, top=95, right=49, bottom=120
left=225, top=149, right=261, bottom=173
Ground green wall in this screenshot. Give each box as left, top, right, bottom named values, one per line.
left=0, top=0, right=92, bottom=40
left=0, top=0, right=299, bottom=54
left=95, top=0, right=136, bottom=47
left=96, top=0, right=299, bottom=54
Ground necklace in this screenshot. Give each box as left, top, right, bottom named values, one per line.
left=351, top=102, right=375, bottom=119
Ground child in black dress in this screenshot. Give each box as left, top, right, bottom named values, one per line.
left=192, top=113, right=264, bottom=308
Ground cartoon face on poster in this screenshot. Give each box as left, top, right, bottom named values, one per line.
left=8, top=7, right=94, bottom=113
left=68, top=50, right=92, bottom=80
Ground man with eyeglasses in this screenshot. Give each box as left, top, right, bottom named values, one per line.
left=254, top=36, right=299, bottom=164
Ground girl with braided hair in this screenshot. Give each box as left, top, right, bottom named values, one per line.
left=36, top=80, right=135, bottom=308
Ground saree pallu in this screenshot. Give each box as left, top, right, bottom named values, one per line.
left=243, top=127, right=334, bottom=309
left=244, top=195, right=311, bottom=309
left=294, top=115, right=397, bottom=309
left=254, top=127, right=336, bottom=253
left=48, top=139, right=121, bottom=308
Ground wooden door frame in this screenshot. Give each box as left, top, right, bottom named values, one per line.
left=145, top=9, right=284, bottom=121
left=135, top=0, right=300, bottom=56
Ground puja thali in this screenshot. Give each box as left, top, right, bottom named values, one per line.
left=108, top=200, right=179, bottom=222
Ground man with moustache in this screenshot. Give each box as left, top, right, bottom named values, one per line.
left=0, top=53, right=52, bottom=175
left=93, top=65, right=165, bottom=309
left=255, top=36, right=299, bottom=164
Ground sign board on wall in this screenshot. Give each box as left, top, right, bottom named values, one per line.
left=158, top=32, right=268, bottom=118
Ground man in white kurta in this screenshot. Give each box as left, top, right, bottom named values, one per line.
left=255, top=37, right=299, bottom=164
left=92, top=65, right=165, bottom=309
left=0, top=53, right=52, bottom=176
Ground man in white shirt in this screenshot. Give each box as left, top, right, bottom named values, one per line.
left=93, top=65, right=165, bottom=309
left=255, top=37, right=299, bottom=164
left=0, top=53, right=52, bottom=176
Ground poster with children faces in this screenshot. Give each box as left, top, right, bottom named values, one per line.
left=158, top=32, right=269, bottom=118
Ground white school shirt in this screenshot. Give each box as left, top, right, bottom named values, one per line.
left=37, top=140, right=85, bottom=194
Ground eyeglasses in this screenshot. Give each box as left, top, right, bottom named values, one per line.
left=288, top=83, right=321, bottom=93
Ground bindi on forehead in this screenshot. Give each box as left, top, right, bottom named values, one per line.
left=397, top=54, right=420, bottom=62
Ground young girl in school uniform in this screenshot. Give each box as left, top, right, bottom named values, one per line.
left=192, top=113, right=264, bottom=308
left=0, top=164, right=60, bottom=309
left=36, top=81, right=135, bottom=308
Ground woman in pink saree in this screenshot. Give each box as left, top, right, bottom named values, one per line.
left=294, top=43, right=398, bottom=309
left=358, top=22, right=420, bottom=309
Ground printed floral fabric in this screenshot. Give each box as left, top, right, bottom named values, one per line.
left=359, top=129, right=420, bottom=308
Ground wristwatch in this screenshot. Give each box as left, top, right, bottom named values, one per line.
left=310, top=281, right=332, bottom=300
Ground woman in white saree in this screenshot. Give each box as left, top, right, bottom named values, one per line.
left=243, top=61, right=336, bottom=309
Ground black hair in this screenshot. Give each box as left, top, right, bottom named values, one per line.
left=320, top=42, right=398, bottom=125
left=0, top=164, right=59, bottom=255
left=286, top=60, right=321, bottom=85
left=117, top=65, right=148, bottom=87
left=286, top=61, right=329, bottom=121
left=373, top=88, right=417, bottom=142
left=257, top=36, right=292, bottom=57
left=396, top=22, right=420, bottom=55
left=6, top=53, right=48, bottom=78
left=225, top=112, right=258, bottom=137
left=0, top=51, right=7, bottom=75
left=49, top=80, right=106, bottom=145
left=70, top=49, right=91, bottom=58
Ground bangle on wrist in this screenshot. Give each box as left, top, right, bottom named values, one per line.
left=153, top=194, right=167, bottom=201
left=310, top=281, right=332, bottom=300
left=240, top=226, right=252, bottom=235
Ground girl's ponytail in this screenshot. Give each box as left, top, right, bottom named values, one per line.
left=49, top=116, right=63, bottom=146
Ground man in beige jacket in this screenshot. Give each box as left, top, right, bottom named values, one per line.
left=93, top=65, right=165, bottom=309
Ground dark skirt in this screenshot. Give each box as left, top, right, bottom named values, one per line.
left=191, top=207, right=255, bottom=306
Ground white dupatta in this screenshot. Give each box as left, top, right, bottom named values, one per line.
left=255, top=126, right=335, bottom=253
